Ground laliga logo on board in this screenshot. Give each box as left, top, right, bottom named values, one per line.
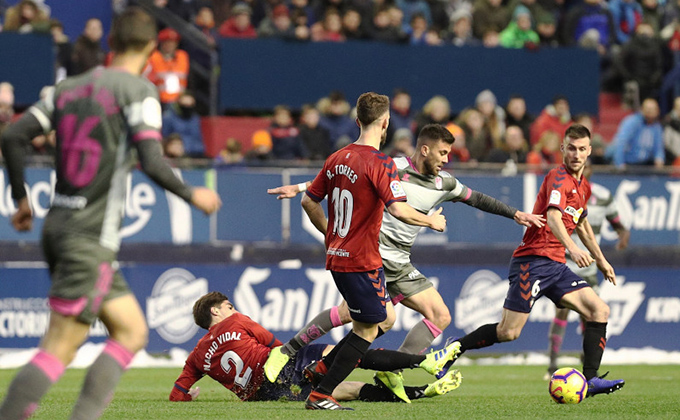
left=454, top=270, right=508, bottom=334
left=146, top=268, right=208, bottom=344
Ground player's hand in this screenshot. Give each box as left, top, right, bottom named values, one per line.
left=428, top=207, right=446, bottom=232
left=568, top=247, right=594, bottom=269
left=596, top=259, right=617, bottom=285
left=267, top=184, right=299, bottom=200
left=615, top=230, right=630, bottom=250
left=514, top=211, right=545, bottom=228
left=191, top=187, right=222, bottom=215
left=11, top=197, right=33, bottom=232
left=188, top=386, right=200, bottom=401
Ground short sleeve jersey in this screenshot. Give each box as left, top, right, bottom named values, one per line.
left=30, top=67, right=163, bottom=250
left=379, top=156, right=471, bottom=264
left=171, top=313, right=281, bottom=401
left=513, top=164, right=591, bottom=263
left=306, top=143, right=407, bottom=272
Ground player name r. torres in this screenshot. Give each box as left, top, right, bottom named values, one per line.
left=326, top=164, right=358, bottom=183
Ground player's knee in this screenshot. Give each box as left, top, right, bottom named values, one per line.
left=380, top=308, right=396, bottom=332
left=497, top=326, right=521, bottom=342
left=592, top=301, right=610, bottom=323
left=113, top=324, right=148, bottom=353
left=431, top=309, right=451, bottom=330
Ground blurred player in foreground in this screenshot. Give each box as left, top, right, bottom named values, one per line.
left=169, top=292, right=462, bottom=404
left=0, top=8, right=221, bottom=420
left=545, top=160, right=629, bottom=378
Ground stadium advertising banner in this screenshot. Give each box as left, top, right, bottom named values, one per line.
left=1, top=263, right=678, bottom=353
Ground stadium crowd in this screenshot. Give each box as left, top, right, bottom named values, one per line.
left=1, top=0, right=680, bottom=170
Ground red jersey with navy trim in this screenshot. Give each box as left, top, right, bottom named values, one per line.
left=169, top=312, right=281, bottom=401
left=513, top=164, right=591, bottom=263
left=306, top=143, right=407, bottom=272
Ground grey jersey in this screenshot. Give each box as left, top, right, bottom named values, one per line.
left=379, top=156, right=471, bottom=264
left=31, top=67, right=163, bottom=251
left=566, top=182, right=620, bottom=277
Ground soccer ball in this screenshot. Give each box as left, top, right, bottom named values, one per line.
left=549, top=368, right=588, bottom=404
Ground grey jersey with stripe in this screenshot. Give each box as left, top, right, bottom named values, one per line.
left=31, top=67, right=163, bottom=251
left=566, top=182, right=620, bottom=277
left=379, top=156, right=470, bottom=264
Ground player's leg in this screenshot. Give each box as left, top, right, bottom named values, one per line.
left=398, top=287, right=451, bottom=354
left=0, top=312, right=90, bottom=420
left=547, top=306, right=570, bottom=377
left=70, top=292, right=148, bottom=420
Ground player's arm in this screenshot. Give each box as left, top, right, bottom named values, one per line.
left=461, top=190, right=545, bottom=228
left=546, top=207, right=593, bottom=268
left=169, top=356, right=204, bottom=402
left=575, top=217, right=617, bottom=285
left=386, top=201, right=446, bottom=232
left=267, top=181, right=312, bottom=200
left=1, top=111, right=49, bottom=231
left=301, top=193, right=328, bottom=234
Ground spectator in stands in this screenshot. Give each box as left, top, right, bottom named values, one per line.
left=342, top=8, right=366, bottom=40
left=369, top=5, right=407, bottom=42
left=482, top=30, right=501, bottom=47
left=506, top=0, right=547, bottom=27
left=486, top=124, right=528, bottom=163
left=194, top=6, right=218, bottom=47
left=311, top=8, right=346, bottom=42
left=219, top=3, right=257, bottom=38
left=457, top=107, right=493, bottom=161
left=71, top=18, right=104, bottom=75
left=2, top=0, right=49, bottom=33
left=214, top=138, right=246, bottom=165
left=299, top=104, right=332, bottom=160
left=270, top=105, right=307, bottom=160
left=290, top=0, right=317, bottom=26
left=259, top=4, right=296, bottom=38
left=536, top=12, right=559, bottom=47
left=388, top=5, right=408, bottom=35
left=291, top=9, right=312, bottom=40
left=445, top=122, right=471, bottom=163
left=526, top=130, right=562, bottom=168
left=505, top=94, right=534, bottom=141
left=162, top=91, right=205, bottom=157
left=414, top=95, right=451, bottom=136
left=166, top=0, right=199, bottom=22
left=562, top=0, right=615, bottom=50
left=408, top=13, right=429, bottom=44
left=472, top=0, right=509, bottom=40
left=163, top=133, right=186, bottom=159
left=389, top=128, right=416, bottom=157
left=448, top=9, right=480, bottom=46
left=49, top=19, right=72, bottom=82
left=396, top=0, right=433, bottom=33
left=642, top=0, right=662, bottom=35
left=615, top=22, right=664, bottom=102
left=386, top=88, right=415, bottom=147
left=663, top=96, right=680, bottom=164
left=499, top=5, right=540, bottom=48
left=610, top=0, right=643, bottom=44
left=425, top=27, right=445, bottom=45
left=0, top=82, right=15, bottom=158
left=608, top=97, right=665, bottom=169
left=475, top=89, right=506, bottom=149
left=530, top=95, right=572, bottom=145
left=318, top=91, right=358, bottom=149
left=147, top=28, right=190, bottom=107
left=245, top=129, right=274, bottom=162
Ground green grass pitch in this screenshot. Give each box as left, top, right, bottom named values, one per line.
left=1, top=364, right=678, bottom=419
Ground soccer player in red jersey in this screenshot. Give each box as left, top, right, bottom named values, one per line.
left=170, top=292, right=463, bottom=404
left=447, top=124, right=625, bottom=397
left=292, top=92, right=451, bottom=410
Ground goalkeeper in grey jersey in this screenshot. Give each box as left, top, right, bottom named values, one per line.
left=545, top=160, right=629, bottom=379
left=264, top=124, right=544, bottom=402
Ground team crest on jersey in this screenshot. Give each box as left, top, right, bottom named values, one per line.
left=435, top=176, right=443, bottom=190
left=549, top=190, right=561, bottom=205
left=564, top=206, right=584, bottom=223
left=390, top=180, right=406, bottom=198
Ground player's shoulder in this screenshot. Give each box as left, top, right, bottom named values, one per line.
left=438, top=169, right=454, bottom=179
left=392, top=156, right=410, bottom=170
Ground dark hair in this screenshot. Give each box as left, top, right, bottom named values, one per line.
left=356, top=92, right=389, bottom=127
left=552, top=94, right=569, bottom=105
left=109, top=7, right=157, bottom=53
left=328, top=90, right=345, bottom=103
left=273, top=104, right=291, bottom=115
left=193, top=291, right=229, bottom=330
left=417, top=124, right=455, bottom=146
left=393, top=88, right=410, bottom=98
left=564, top=123, right=590, bottom=141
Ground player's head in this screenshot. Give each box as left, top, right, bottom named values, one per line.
left=109, top=7, right=157, bottom=56
left=561, top=124, right=591, bottom=175
left=193, top=291, right=233, bottom=329
left=356, top=92, right=390, bottom=144
left=416, top=124, right=455, bottom=175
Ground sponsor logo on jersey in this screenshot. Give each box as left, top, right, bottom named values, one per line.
left=549, top=190, right=561, bottom=205
left=435, top=177, right=443, bottom=190
left=454, top=270, right=508, bottom=334
left=564, top=206, right=584, bottom=223
left=146, top=268, right=208, bottom=344
left=390, top=180, right=406, bottom=198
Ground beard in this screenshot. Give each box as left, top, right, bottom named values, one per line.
left=380, top=128, right=388, bottom=146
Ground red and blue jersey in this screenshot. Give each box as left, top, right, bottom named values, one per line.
left=513, top=164, right=591, bottom=263
left=306, top=143, right=407, bottom=272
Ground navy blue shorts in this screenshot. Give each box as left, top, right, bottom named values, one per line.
left=504, top=256, right=590, bottom=313
left=251, top=344, right=326, bottom=401
left=332, top=268, right=390, bottom=323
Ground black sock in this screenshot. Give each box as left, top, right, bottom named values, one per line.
left=359, top=349, right=425, bottom=371
left=316, top=332, right=371, bottom=396
left=320, top=332, right=351, bottom=368
left=358, top=384, right=428, bottom=402
left=458, top=323, right=499, bottom=353
left=582, top=321, right=607, bottom=380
